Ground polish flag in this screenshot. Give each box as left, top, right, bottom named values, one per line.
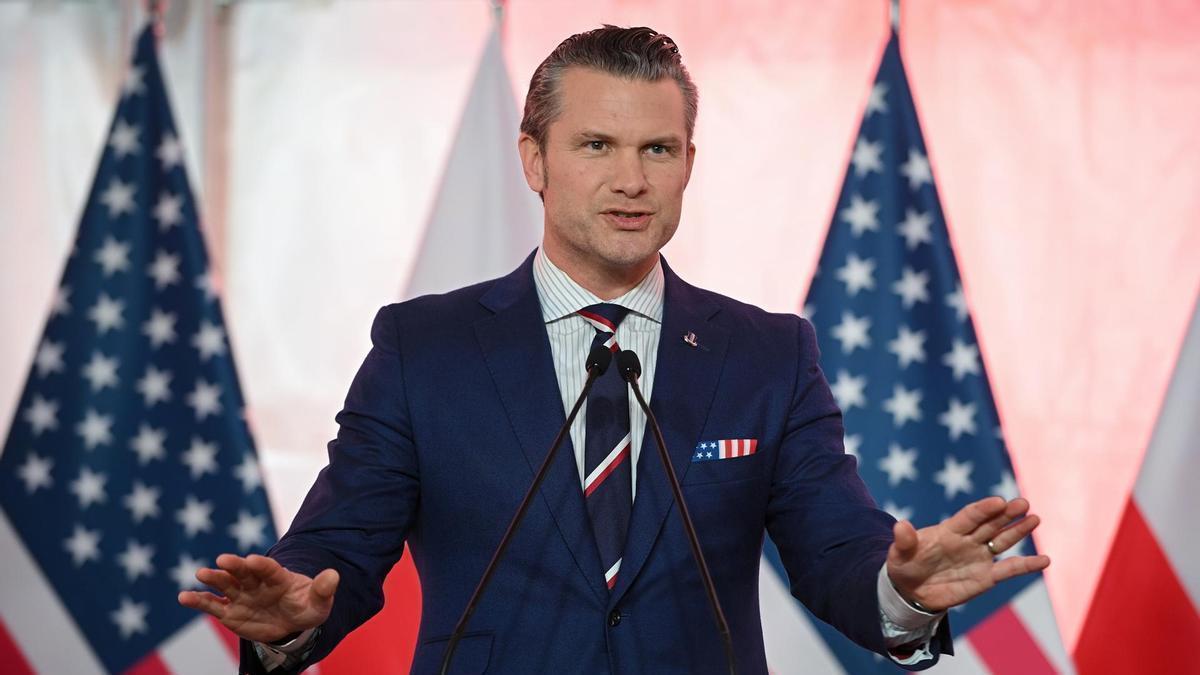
left=1074, top=296, right=1200, bottom=674
left=322, top=16, right=536, bottom=675
left=401, top=17, right=541, bottom=301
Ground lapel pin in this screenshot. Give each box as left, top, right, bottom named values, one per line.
left=683, top=331, right=699, bottom=348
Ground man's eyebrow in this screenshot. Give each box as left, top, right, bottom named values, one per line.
left=572, top=130, right=617, bottom=143
left=643, top=135, right=684, bottom=146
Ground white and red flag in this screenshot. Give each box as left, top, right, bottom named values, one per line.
left=319, top=14, right=537, bottom=675
left=401, top=16, right=541, bottom=300
left=1074, top=295, right=1200, bottom=674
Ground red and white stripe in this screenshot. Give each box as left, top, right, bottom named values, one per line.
left=604, top=559, right=622, bottom=590
left=961, top=579, right=1074, bottom=674
left=584, top=433, right=631, bottom=498
left=1075, top=300, right=1200, bottom=673
left=718, top=439, right=757, bottom=459
left=577, top=311, right=620, bottom=351
left=0, top=511, right=243, bottom=674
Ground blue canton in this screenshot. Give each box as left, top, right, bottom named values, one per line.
left=692, top=441, right=718, bottom=462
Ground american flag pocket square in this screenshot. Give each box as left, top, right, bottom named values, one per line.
left=692, top=439, right=758, bottom=462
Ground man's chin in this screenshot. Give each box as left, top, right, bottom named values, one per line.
left=591, top=250, right=659, bottom=278
left=598, top=231, right=670, bottom=263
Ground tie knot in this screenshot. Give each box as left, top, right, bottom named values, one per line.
left=577, top=303, right=631, bottom=335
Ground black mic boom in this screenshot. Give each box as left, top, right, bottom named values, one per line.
left=440, top=344, right=611, bottom=675
left=617, top=349, right=737, bottom=675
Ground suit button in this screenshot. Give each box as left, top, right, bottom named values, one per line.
left=608, top=610, right=622, bottom=627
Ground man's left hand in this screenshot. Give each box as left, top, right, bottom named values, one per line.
left=886, top=496, right=1050, bottom=612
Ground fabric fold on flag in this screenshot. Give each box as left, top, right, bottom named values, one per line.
left=0, top=24, right=275, bottom=674
left=760, top=29, right=1074, bottom=674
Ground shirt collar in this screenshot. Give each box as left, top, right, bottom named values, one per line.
left=532, top=247, right=664, bottom=324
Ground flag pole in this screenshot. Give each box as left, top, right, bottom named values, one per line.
left=890, top=0, right=900, bottom=33
left=491, top=0, right=506, bottom=43
left=147, top=0, right=166, bottom=39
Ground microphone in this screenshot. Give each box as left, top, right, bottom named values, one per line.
left=616, top=349, right=737, bottom=675
left=440, top=344, right=612, bottom=675
left=585, top=341, right=613, bottom=375
left=615, top=348, right=641, bottom=381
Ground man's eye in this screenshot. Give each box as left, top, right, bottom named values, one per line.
left=648, top=144, right=669, bottom=155
left=587, top=140, right=606, bottom=151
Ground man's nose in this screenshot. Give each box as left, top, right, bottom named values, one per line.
left=609, top=150, right=648, bottom=197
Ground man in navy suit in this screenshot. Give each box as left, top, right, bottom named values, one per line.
left=180, top=26, right=1049, bottom=673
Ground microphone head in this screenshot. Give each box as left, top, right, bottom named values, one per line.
left=586, top=343, right=613, bottom=377
left=616, top=350, right=642, bottom=382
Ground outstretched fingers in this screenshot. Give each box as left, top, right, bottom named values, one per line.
left=195, top=567, right=242, bottom=599
left=215, top=553, right=251, bottom=582
left=972, top=499, right=1031, bottom=544
left=217, top=553, right=282, bottom=592
left=989, top=513, right=1041, bottom=554
left=991, top=554, right=1051, bottom=583
left=944, top=496, right=1009, bottom=537
left=178, top=590, right=230, bottom=619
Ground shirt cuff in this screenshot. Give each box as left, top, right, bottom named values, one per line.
left=877, top=564, right=942, bottom=631
left=877, top=564, right=944, bottom=666
left=253, top=627, right=319, bottom=671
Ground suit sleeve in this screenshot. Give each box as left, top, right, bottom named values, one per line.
left=239, top=305, right=420, bottom=673
left=763, top=317, right=951, bottom=668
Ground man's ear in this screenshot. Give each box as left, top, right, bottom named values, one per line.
left=518, top=133, right=546, bottom=193
left=683, top=141, right=696, bottom=189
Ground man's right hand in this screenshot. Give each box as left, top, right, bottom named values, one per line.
left=177, top=553, right=339, bottom=643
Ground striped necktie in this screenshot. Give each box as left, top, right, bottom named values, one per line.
left=577, top=303, right=633, bottom=592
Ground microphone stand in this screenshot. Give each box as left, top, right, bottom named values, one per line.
left=440, top=345, right=613, bottom=675
left=617, top=350, right=737, bottom=675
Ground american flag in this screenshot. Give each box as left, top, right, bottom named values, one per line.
left=0, top=25, right=274, bottom=674
left=759, top=31, right=1075, bottom=673
left=692, top=439, right=758, bottom=462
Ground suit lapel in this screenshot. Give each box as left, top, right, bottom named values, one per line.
left=473, top=254, right=608, bottom=603
left=609, top=261, right=729, bottom=608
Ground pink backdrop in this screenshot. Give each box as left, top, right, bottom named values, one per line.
left=1, top=1, right=1198, bottom=656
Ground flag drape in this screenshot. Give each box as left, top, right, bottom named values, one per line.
left=0, top=25, right=274, bottom=674
left=760, top=30, right=1074, bottom=674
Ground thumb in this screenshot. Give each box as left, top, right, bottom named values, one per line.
left=890, top=520, right=918, bottom=562
left=310, top=568, right=339, bottom=603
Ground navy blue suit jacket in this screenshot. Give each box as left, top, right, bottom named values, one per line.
left=241, top=253, right=949, bottom=673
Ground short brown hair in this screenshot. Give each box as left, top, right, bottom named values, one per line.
left=520, top=25, right=699, bottom=149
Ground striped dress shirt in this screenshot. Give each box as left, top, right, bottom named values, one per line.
left=532, top=247, right=663, bottom=501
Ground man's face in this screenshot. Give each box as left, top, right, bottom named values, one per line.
left=519, top=67, right=696, bottom=281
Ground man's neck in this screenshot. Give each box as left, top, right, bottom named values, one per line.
left=540, top=246, right=657, bottom=301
